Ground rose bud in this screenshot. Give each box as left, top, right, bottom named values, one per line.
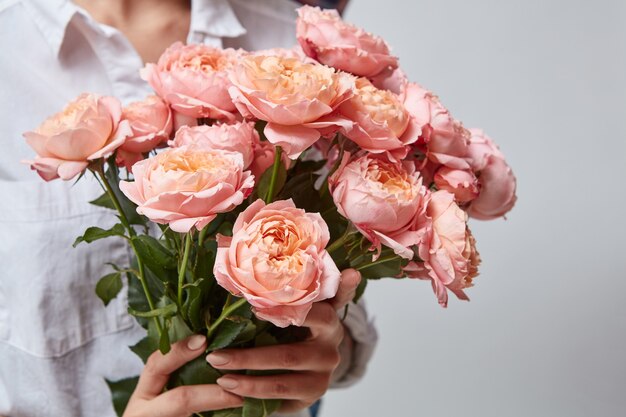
left=465, top=129, right=517, bottom=220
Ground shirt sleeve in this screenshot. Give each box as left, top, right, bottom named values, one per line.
left=331, top=299, right=378, bottom=388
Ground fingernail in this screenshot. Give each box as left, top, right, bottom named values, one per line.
left=217, top=376, right=239, bottom=390
left=187, top=335, right=206, bottom=350
left=206, top=352, right=231, bottom=366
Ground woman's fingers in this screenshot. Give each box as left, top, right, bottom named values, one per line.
left=302, top=302, right=344, bottom=343
left=206, top=342, right=340, bottom=372
left=149, top=384, right=243, bottom=416
left=216, top=372, right=330, bottom=401
left=330, top=268, right=361, bottom=310
left=133, top=335, right=207, bottom=399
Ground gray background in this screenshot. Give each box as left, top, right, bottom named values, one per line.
left=323, top=1, right=626, bottom=416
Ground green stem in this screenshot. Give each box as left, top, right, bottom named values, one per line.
left=357, top=255, right=399, bottom=272
left=327, top=228, right=352, bottom=255
left=96, top=169, right=163, bottom=335
left=207, top=298, right=247, bottom=341
left=178, top=232, right=193, bottom=308
left=265, top=146, right=283, bottom=203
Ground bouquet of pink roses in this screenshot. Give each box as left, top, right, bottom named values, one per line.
left=22, top=6, right=516, bottom=417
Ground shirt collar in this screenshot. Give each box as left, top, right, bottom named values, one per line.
left=24, top=0, right=246, bottom=58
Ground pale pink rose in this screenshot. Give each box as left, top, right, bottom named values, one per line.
left=120, top=95, right=173, bottom=153
left=228, top=55, right=355, bottom=159
left=214, top=199, right=341, bottom=327
left=141, top=42, right=242, bottom=120
left=407, top=190, right=481, bottom=307
left=296, top=6, right=398, bottom=77
left=434, top=167, right=479, bottom=203
left=23, top=93, right=131, bottom=181
left=465, top=129, right=517, bottom=220
left=403, top=83, right=470, bottom=170
left=339, top=78, right=420, bottom=161
left=169, top=122, right=258, bottom=169
left=119, top=146, right=255, bottom=233
left=247, top=139, right=292, bottom=179
left=328, top=153, right=428, bottom=259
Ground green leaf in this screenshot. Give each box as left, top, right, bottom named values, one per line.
left=355, top=254, right=405, bottom=279
left=128, top=303, right=177, bottom=319
left=353, top=275, right=368, bottom=304
left=129, top=335, right=159, bottom=363
left=131, top=235, right=177, bottom=281
left=89, top=192, right=115, bottom=210
left=185, top=279, right=209, bottom=331
left=106, top=377, right=138, bottom=417
left=169, top=355, right=222, bottom=387
left=213, top=408, right=243, bottom=417
left=104, top=160, right=145, bottom=225
left=257, top=158, right=287, bottom=203
left=232, top=320, right=257, bottom=346
left=73, top=223, right=126, bottom=247
left=95, top=272, right=123, bottom=306
left=159, top=321, right=171, bottom=354
left=168, top=315, right=194, bottom=344
left=242, top=398, right=281, bottom=417
left=208, top=319, right=250, bottom=350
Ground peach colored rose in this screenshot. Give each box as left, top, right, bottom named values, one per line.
left=434, top=167, right=479, bottom=203
left=214, top=199, right=341, bottom=327
left=406, top=190, right=481, bottom=307
left=228, top=55, right=355, bottom=159
left=296, top=6, right=398, bottom=77
left=403, top=83, right=470, bottom=170
left=23, top=93, right=131, bottom=181
left=370, top=67, right=408, bottom=95
left=141, top=42, right=242, bottom=120
left=169, top=122, right=258, bottom=169
left=120, top=95, right=173, bottom=153
left=465, top=129, right=517, bottom=220
left=328, top=153, right=428, bottom=259
left=339, top=78, right=420, bottom=161
left=119, top=146, right=255, bottom=233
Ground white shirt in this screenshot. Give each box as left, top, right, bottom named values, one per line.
left=0, top=0, right=377, bottom=416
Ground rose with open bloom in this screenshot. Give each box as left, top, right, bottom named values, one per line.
left=328, top=153, right=428, bottom=259
left=116, top=95, right=173, bottom=171
left=169, top=121, right=258, bottom=169
left=406, top=190, right=481, bottom=307
left=141, top=42, right=241, bottom=120
left=465, top=129, right=517, bottom=220
left=214, top=199, right=341, bottom=327
left=403, top=83, right=470, bottom=170
left=228, top=54, right=354, bottom=159
left=23, top=93, right=131, bottom=181
left=119, top=146, right=255, bottom=233
left=296, top=5, right=398, bottom=78
left=339, top=78, right=420, bottom=160
left=434, top=167, right=480, bottom=203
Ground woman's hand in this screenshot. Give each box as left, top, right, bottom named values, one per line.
left=207, top=269, right=361, bottom=413
left=123, top=335, right=243, bottom=417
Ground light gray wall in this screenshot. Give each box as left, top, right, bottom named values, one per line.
left=324, top=1, right=626, bottom=416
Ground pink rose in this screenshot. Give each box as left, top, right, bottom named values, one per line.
left=434, top=167, right=479, bottom=203
left=296, top=6, right=398, bottom=77
left=169, top=122, right=258, bottom=169
left=465, top=129, right=517, bottom=220
left=141, top=42, right=242, bottom=120
left=339, top=78, right=420, bottom=161
left=328, top=153, right=428, bottom=259
left=403, top=83, right=470, bottom=170
left=370, top=67, right=408, bottom=95
left=228, top=55, right=355, bottom=159
left=120, top=95, right=173, bottom=153
left=23, top=93, right=130, bottom=181
left=119, top=146, right=255, bottom=233
left=407, top=190, right=481, bottom=307
left=247, top=139, right=292, bottom=179
left=214, top=199, right=341, bottom=327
